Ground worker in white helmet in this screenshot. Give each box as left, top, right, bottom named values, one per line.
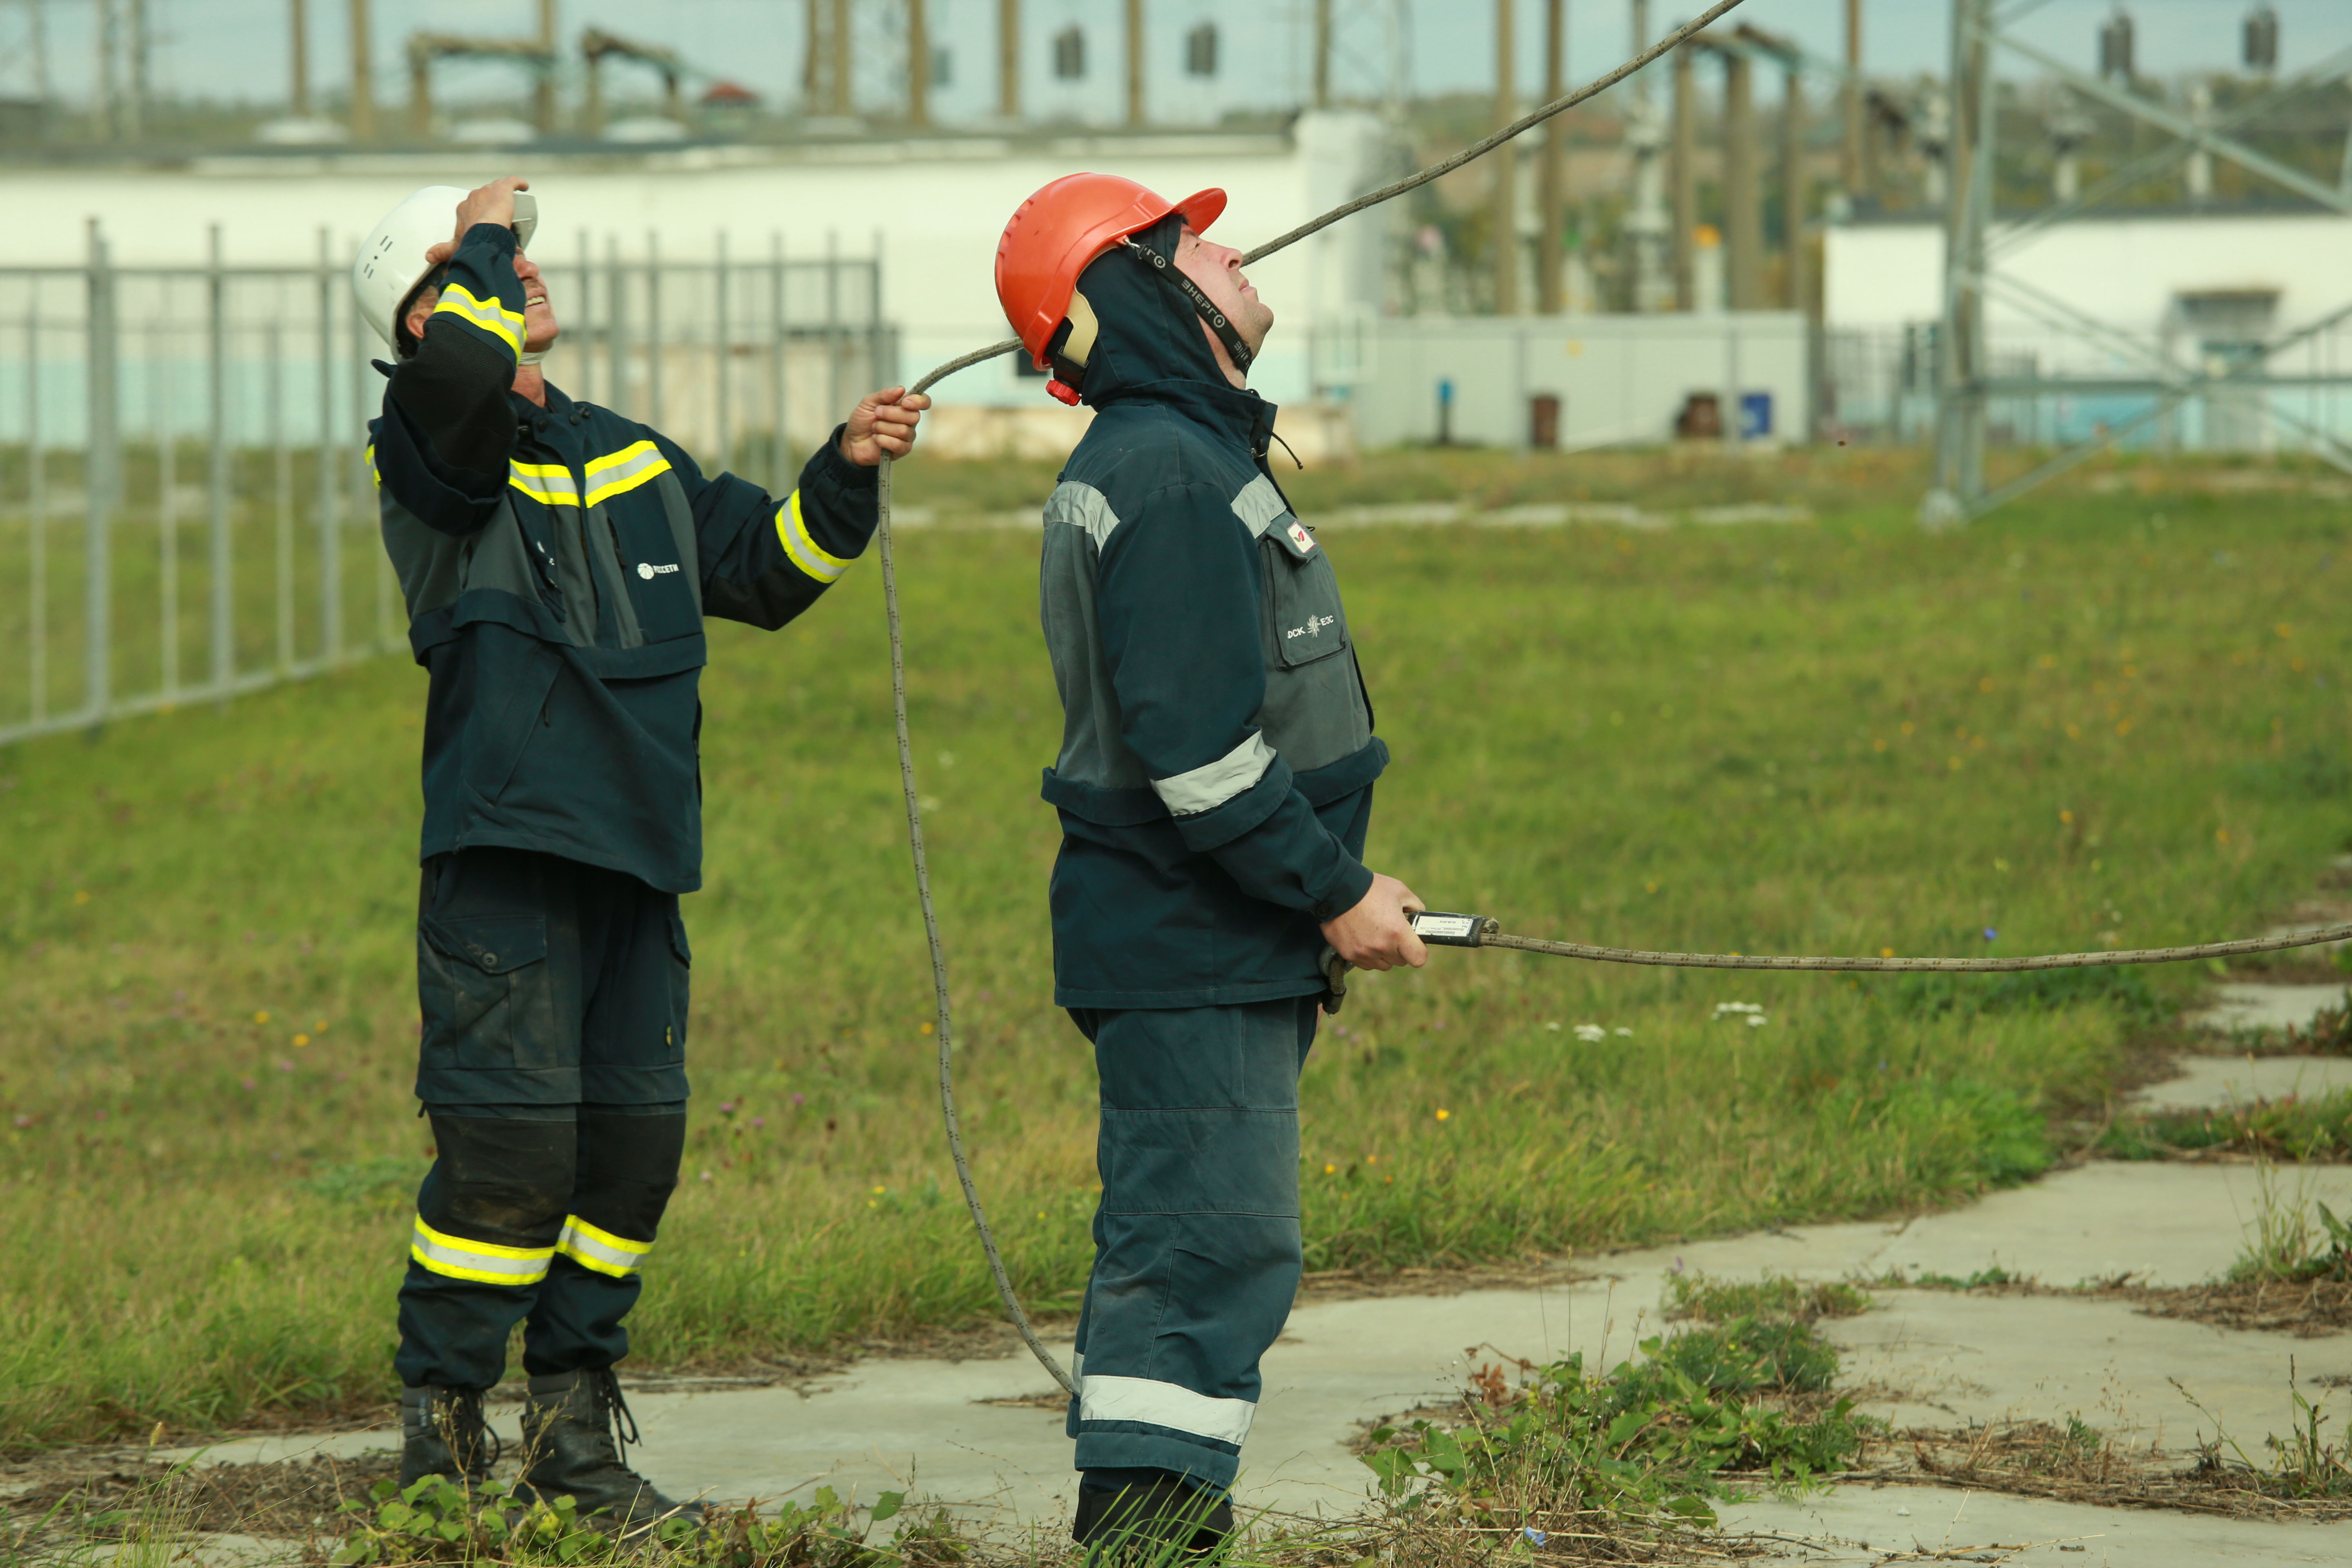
left=354, top=176, right=925, bottom=1528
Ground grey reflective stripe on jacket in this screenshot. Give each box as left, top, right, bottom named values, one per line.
left=1038, top=476, right=1372, bottom=812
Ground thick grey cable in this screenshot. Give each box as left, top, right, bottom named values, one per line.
left=1482, top=922, right=2352, bottom=972
left=878, top=366, right=1075, bottom=1398
left=873, top=0, right=1765, bottom=1394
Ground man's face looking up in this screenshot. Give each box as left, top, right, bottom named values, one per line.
left=1174, top=226, right=1274, bottom=387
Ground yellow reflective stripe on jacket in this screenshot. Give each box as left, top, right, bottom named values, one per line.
left=555, top=1214, right=654, bottom=1279
left=583, top=440, right=672, bottom=506
left=366, top=443, right=380, bottom=490
left=509, top=460, right=579, bottom=506
left=777, top=490, right=851, bottom=585
left=432, top=283, right=524, bottom=358
left=410, top=1215, right=553, bottom=1286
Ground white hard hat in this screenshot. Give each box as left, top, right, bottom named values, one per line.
left=352, top=185, right=538, bottom=352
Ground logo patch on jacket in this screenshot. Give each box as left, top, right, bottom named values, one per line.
left=637, top=561, right=680, bottom=579
left=1286, top=614, right=1337, bottom=641
left=1286, top=521, right=1316, bottom=553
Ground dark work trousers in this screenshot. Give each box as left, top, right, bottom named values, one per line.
left=394, top=846, right=691, bottom=1391
left=1062, top=997, right=1320, bottom=1491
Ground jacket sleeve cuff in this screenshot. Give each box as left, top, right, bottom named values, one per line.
left=809, top=425, right=878, bottom=490
left=1308, top=857, right=1376, bottom=924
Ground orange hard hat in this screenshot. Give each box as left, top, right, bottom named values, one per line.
left=996, top=173, right=1226, bottom=372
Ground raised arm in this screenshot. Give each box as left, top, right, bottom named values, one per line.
left=376, top=184, right=533, bottom=535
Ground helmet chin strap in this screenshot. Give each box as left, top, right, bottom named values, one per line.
left=1116, top=234, right=1255, bottom=376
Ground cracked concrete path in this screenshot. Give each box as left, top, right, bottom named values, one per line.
left=169, top=994, right=2352, bottom=1561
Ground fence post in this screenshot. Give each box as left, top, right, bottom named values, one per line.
left=207, top=223, right=233, bottom=696
left=868, top=230, right=885, bottom=402
left=270, top=323, right=292, bottom=674
left=824, top=230, right=842, bottom=424
left=714, top=230, right=731, bottom=470
left=646, top=229, right=664, bottom=430
left=317, top=227, right=341, bottom=664
left=606, top=234, right=626, bottom=420
left=769, top=233, right=786, bottom=485
left=350, top=270, right=390, bottom=652
left=26, top=300, right=45, bottom=723
left=575, top=227, right=594, bottom=407
left=85, top=218, right=116, bottom=726
left=153, top=318, right=177, bottom=697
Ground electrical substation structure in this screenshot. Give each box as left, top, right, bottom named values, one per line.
left=1926, top=0, right=2352, bottom=527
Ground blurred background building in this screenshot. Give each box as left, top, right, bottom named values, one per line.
left=4, top=1, right=2352, bottom=739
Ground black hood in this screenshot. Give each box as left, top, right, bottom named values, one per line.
left=1066, top=215, right=1273, bottom=449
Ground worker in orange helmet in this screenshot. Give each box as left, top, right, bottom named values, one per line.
left=995, top=173, right=1426, bottom=1556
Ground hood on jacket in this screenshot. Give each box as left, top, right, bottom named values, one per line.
left=1065, top=214, right=1268, bottom=441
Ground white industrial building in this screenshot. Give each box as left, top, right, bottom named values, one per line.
left=1824, top=209, right=2352, bottom=450
left=0, top=115, right=1394, bottom=455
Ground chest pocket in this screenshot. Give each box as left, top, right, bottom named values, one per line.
left=605, top=504, right=701, bottom=643
left=594, top=467, right=703, bottom=645
left=1261, top=515, right=1349, bottom=667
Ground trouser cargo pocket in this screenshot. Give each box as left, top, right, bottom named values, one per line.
left=419, top=912, right=564, bottom=1100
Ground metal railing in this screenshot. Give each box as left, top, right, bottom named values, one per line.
left=0, top=224, right=891, bottom=748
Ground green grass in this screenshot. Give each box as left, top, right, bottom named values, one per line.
left=1663, top=1272, right=1872, bottom=1326
left=2100, top=1087, right=2352, bottom=1161
left=2, top=446, right=2348, bottom=1452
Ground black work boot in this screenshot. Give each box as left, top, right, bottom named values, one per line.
left=512, top=1368, right=702, bottom=1531
left=1072, top=1473, right=1234, bottom=1562
left=398, top=1384, right=500, bottom=1488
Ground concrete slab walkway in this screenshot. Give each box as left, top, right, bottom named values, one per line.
left=165, top=984, right=2352, bottom=1561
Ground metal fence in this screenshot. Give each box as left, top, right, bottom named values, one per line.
left=0, top=225, right=891, bottom=748
left=1824, top=318, right=2352, bottom=457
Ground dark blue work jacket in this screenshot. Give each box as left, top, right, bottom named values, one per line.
left=371, top=223, right=877, bottom=893
left=1037, top=220, right=1385, bottom=1009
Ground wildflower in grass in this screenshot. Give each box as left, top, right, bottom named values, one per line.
left=1880, top=947, right=1895, bottom=958
left=253, top=1010, right=270, bottom=1025
left=2060, top=809, right=2074, bottom=824
left=919, top=1021, right=935, bottom=1036
left=2216, top=829, right=2230, bottom=844
left=752, top=1116, right=767, bottom=1130
left=1983, top=927, right=1998, bottom=941
left=72, top=890, right=89, bottom=904
left=1323, top=1163, right=1336, bottom=1175
left=292, top=1033, right=309, bottom=1047
left=1544, top=1021, right=1563, bottom=1033
left=718, top=1100, right=737, bottom=1116
left=1524, top=1528, right=1548, bottom=1546
left=1572, top=1023, right=1606, bottom=1043
left=11, top=1114, right=31, bottom=1130
left=791, top=1092, right=806, bottom=1105
left=1615, top=1027, right=1633, bottom=1037
left=1713, top=1001, right=1764, bottom=1021
left=240, top=1078, right=256, bottom=1091
left=276, top=1058, right=294, bottom=1072
left=1435, top=1107, right=1451, bottom=1121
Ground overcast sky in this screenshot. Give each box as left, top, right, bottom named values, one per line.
left=8, top=1, right=2350, bottom=120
